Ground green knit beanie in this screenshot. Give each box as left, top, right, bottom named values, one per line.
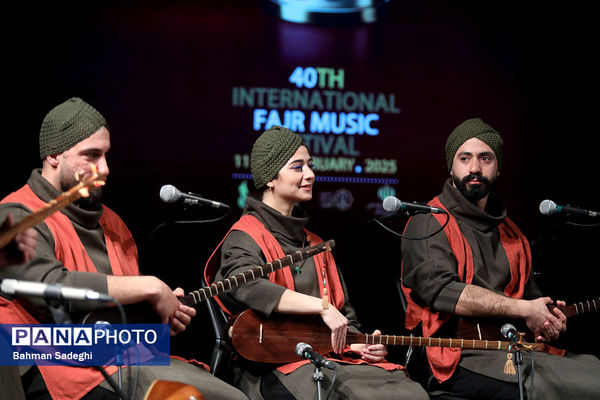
left=250, top=126, right=307, bottom=189
left=445, top=118, right=503, bottom=171
left=39, top=97, right=108, bottom=159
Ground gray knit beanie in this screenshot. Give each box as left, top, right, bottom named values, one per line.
left=39, top=97, right=107, bottom=159
left=250, top=126, right=307, bottom=189
left=445, top=118, right=503, bottom=171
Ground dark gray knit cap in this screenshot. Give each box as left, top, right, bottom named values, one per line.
left=250, top=126, right=307, bottom=189
left=39, top=97, right=107, bottom=159
left=445, top=118, right=503, bottom=171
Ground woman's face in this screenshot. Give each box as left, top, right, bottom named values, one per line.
left=267, top=145, right=315, bottom=205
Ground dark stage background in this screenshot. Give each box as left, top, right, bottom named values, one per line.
left=3, top=0, right=599, bottom=363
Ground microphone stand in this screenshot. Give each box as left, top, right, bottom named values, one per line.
left=44, top=294, right=127, bottom=400
left=44, top=286, right=73, bottom=325
left=312, top=364, right=325, bottom=400
left=514, top=348, right=524, bottom=400
left=512, top=333, right=526, bottom=400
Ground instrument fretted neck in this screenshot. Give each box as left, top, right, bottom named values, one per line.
left=556, top=298, right=600, bottom=317
left=349, top=332, right=536, bottom=352
left=80, top=240, right=335, bottom=325
left=180, top=240, right=335, bottom=307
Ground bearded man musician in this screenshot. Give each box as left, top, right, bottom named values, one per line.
left=0, top=97, right=248, bottom=400
left=401, top=118, right=600, bottom=399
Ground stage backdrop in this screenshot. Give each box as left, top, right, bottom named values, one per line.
left=3, top=0, right=599, bottom=361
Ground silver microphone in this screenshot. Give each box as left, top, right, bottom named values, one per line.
left=500, top=323, right=519, bottom=344
left=159, top=184, right=230, bottom=209
left=295, top=342, right=336, bottom=370
left=0, top=279, right=112, bottom=302
left=539, top=199, right=598, bottom=218
left=383, top=196, right=444, bottom=214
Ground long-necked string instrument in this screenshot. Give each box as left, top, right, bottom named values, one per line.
left=0, top=166, right=107, bottom=249
left=82, top=240, right=335, bottom=323
left=180, top=240, right=335, bottom=307
left=225, top=309, right=545, bottom=364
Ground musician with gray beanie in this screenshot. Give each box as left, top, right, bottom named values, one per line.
left=0, top=97, right=248, bottom=400
left=401, top=117, right=600, bottom=399
left=205, top=125, right=428, bottom=400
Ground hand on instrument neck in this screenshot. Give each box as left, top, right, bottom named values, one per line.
left=349, top=329, right=388, bottom=363
left=0, top=215, right=37, bottom=267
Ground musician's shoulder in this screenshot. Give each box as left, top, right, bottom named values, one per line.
left=223, top=229, right=261, bottom=251
left=404, top=211, right=442, bottom=235
left=0, top=201, right=34, bottom=222
left=0, top=200, right=55, bottom=247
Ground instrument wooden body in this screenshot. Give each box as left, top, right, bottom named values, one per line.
left=227, top=309, right=333, bottom=364
left=226, top=309, right=544, bottom=364
left=143, top=380, right=204, bottom=400
left=81, top=240, right=336, bottom=324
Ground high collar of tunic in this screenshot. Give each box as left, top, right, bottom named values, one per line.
left=245, top=197, right=309, bottom=245
left=439, top=178, right=507, bottom=233
left=27, top=168, right=104, bottom=230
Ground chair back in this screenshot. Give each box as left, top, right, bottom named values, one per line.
left=201, top=278, right=235, bottom=382
left=395, top=276, right=430, bottom=387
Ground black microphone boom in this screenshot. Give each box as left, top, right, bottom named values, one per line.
left=383, top=196, right=445, bottom=215
left=0, top=279, right=112, bottom=302
left=539, top=199, right=599, bottom=218
left=160, top=184, right=230, bottom=210
left=295, top=342, right=336, bottom=370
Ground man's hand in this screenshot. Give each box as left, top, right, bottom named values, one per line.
left=524, top=297, right=566, bottom=342
left=0, top=215, right=37, bottom=267
left=320, top=307, right=348, bottom=354
left=543, top=300, right=567, bottom=341
left=349, top=330, right=388, bottom=363
left=144, top=277, right=187, bottom=334
left=169, top=287, right=196, bottom=336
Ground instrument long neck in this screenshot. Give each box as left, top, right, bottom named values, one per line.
left=180, top=240, right=334, bottom=307
left=554, top=298, right=599, bottom=317
left=345, top=332, right=542, bottom=352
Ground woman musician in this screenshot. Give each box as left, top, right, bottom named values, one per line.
left=204, top=126, right=427, bottom=400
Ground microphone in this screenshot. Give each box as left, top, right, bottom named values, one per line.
left=160, top=185, right=230, bottom=210
left=382, top=196, right=445, bottom=215
left=500, top=323, right=519, bottom=345
left=295, top=342, right=336, bottom=370
left=539, top=199, right=599, bottom=218
left=0, top=279, right=112, bottom=302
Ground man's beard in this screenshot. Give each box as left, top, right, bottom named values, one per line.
left=60, top=168, right=104, bottom=210
left=452, top=173, right=496, bottom=202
